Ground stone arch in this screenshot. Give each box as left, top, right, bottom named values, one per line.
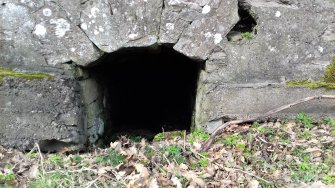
left=75, top=0, right=240, bottom=144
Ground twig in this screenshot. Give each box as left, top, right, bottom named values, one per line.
left=212, top=159, right=272, bottom=184
left=229, top=167, right=271, bottom=184
left=163, top=154, right=171, bottom=166
left=85, top=175, right=102, bottom=188
left=201, top=95, right=335, bottom=151
left=45, top=167, right=98, bottom=174
left=104, top=172, right=127, bottom=186
left=35, top=143, right=45, bottom=175
left=257, top=136, right=269, bottom=144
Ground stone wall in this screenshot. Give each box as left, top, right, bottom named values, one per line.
left=0, top=0, right=334, bottom=150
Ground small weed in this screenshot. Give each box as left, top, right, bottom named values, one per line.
left=96, top=149, right=125, bottom=167
left=166, top=145, right=182, bottom=156
left=29, top=171, right=74, bottom=188
left=192, top=129, right=210, bottom=141
left=256, top=126, right=275, bottom=135
left=251, top=121, right=261, bottom=128
left=198, top=152, right=209, bottom=168
left=236, top=143, right=246, bottom=151
left=260, top=181, right=276, bottom=188
left=280, top=138, right=291, bottom=144
left=144, top=146, right=155, bottom=160
left=331, top=129, right=335, bottom=137
left=324, top=151, right=334, bottom=166
left=48, top=154, right=63, bottom=166
left=322, top=175, right=335, bottom=185
left=243, top=149, right=253, bottom=159
left=241, top=32, right=254, bottom=39
left=296, top=113, right=313, bottom=129
left=223, top=135, right=242, bottom=146
left=153, top=133, right=165, bottom=141
left=70, top=155, right=82, bottom=165
left=319, top=163, right=331, bottom=174
left=165, top=145, right=185, bottom=165
left=188, top=129, right=209, bottom=144
left=0, top=170, right=15, bottom=184
left=198, top=157, right=209, bottom=168
left=26, top=151, right=38, bottom=159
left=292, top=147, right=311, bottom=162
left=188, top=136, right=196, bottom=144
left=323, top=117, right=335, bottom=127
left=297, top=162, right=312, bottom=171
left=291, top=162, right=318, bottom=183
left=189, top=162, right=197, bottom=169
left=298, top=130, right=312, bottom=140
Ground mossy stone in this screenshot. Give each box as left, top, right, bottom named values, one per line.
left=323, top=57, right=335, bottom=83
left=286, top=80, right=335, bottom=90
left=0, top=67, right=53, bottom=81
left=286, top=56, right=335, bottom=90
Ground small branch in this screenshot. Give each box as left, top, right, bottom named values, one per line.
left=212, top=160, right=271, bottom=184
left=230, top=167, right=271, bottom=184
left=201, top=95, right=335, bottom=151
left=85, top=175, right=102, bottom=188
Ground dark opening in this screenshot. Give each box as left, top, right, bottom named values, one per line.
left=227, top=1, right=257, bottom=41
left=88, top=46, right=202, bottom=142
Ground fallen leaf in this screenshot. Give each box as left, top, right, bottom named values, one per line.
left=171, top=176, right=182, bottom=188
left=193, top=142, right=201, bottom=150
left=28, top=165, right=39, bottom=179
left=182, top=171, right=206, bottom=187
left=149, top=178, right=159, bottom=188
left=134, top=163, right=150, bottom=178
left=110, top=141, right=121, bottom=151
left=98, top=166, right=112, bottom=175
left=179, top=163, right=188, bottom=170
left=248, top=179, right=259, bottom=188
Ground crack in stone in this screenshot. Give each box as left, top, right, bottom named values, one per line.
left=76, top=10, right=104, bottom=56
left=206, top=82, right=285, bottom=94
left=156, top=0, right=165, bottom=43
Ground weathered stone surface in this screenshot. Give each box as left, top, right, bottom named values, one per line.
left=80, top=0, right=162, bottom=53
left=79, top=77, right=105, bottom=143
left=171, top=0, right=239, bottom=60
left=0, top=2, right=46, bottom=67
left=32, top=1, right=102, bottom=66
left=194, top=0, right=335, bottom=131
left=0, top=73, right=85, bottom=151
left=0, top=2, right=102, bottom=67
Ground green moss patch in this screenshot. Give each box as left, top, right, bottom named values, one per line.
left=0, top=67, right=53, bottom=81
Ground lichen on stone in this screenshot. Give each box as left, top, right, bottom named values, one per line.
left=0, top=67, right=53, bottom=81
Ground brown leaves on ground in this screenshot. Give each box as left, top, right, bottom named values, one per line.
left=1, top=117, right=335, bottom=187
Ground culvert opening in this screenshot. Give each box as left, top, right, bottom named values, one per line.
left=88, top=46, right=203, bottom=144
left=227, top=1, right=257, bottom=41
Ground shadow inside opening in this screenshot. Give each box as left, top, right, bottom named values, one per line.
left=89, top=46, right=202, bottom=143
